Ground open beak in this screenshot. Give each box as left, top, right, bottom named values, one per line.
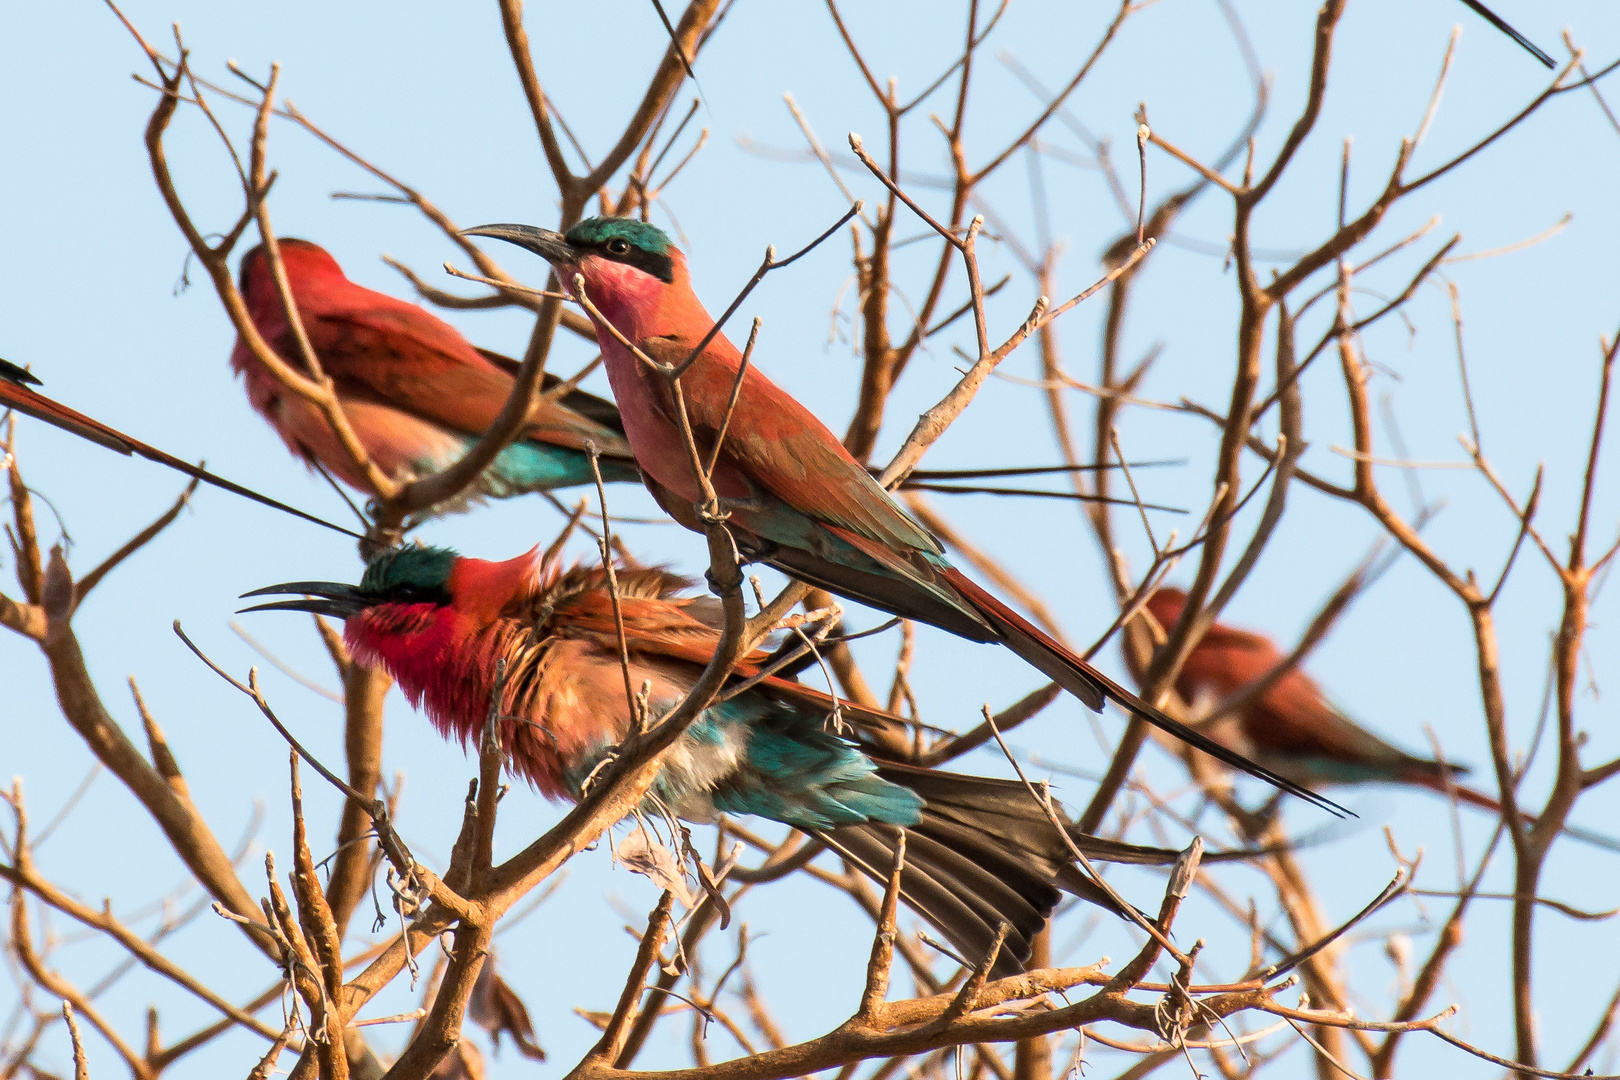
left=463, top=223, right=576, bottom=266
left=238, top=580, right=367, bottom=618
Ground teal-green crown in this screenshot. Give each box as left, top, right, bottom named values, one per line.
left=565, top=217, right=673, bottom=256
left=361, top=545, right=458, bottom=597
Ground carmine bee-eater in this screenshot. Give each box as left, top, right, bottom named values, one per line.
left=463, top=218, right=1342, bottom=815
left=243, top=544, right=1196, bottom=974
left=0, top=358, right=359, bottom=537
left=1131, top=587, right=1620, bottom=850
left=234, top=240, right=1121, bottom=511
left=233, top=240, right=642, bottom=506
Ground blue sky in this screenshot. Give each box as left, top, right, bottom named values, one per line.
left=3, top=1, right=1618, bottom=1076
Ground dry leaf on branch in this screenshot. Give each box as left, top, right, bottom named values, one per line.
left=616, top=825, right=699, bottom=908
left=467, top=956, right=547, bottom=1061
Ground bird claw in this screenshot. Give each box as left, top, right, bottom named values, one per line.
left=703, top=536, right=771, bottom=597
left=699, top=494, right=766, bottom=526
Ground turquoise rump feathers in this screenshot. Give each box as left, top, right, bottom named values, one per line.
left=690, top=703, right=924, bottom=830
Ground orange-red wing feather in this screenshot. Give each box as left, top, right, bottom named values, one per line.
left=475, top=348, right=627, bottom=435
left=539, top=566, right=903, bottom=735
left=1176, top=623, right=1438, bottom=772
left=638, top=337, right=940, bottom=555
left=295, top=304, right=633, bottom=460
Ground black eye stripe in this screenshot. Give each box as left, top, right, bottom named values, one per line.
left=592, top=240, right=674, bottom=284
left=381, top=582, right=451, bottom=606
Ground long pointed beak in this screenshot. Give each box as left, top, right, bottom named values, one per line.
left=238, top=580, right=367, bottom=618
left=463, top=223, right=575, bottom=265
left=0, top=358, right=43, bottom=387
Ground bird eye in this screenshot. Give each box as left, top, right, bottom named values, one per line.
left=605, top=238, right=632, bottom=256
left=388, top=583, right=438, bottom=605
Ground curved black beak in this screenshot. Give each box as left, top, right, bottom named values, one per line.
left=238, top=580, right=366, bottom=618
left=463, top=223, right=575, bottom=266
left=0, top=358, right=43, bottom=387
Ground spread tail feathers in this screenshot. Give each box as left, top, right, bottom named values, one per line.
left=939, top=568, right=1350, bottom=818
left=818, top=767, right=1178, bottom=978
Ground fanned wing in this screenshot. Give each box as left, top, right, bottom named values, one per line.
left=818, top=768, right=1186, bottom=977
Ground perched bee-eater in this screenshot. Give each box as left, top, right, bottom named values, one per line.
left=1132, top=587, right=1618, bottom=850
left=233, top=240, right=641, bottom=507
left=465, top=217, right=1341, bottom=814
left=244, top=544, right=1198, bottom=973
